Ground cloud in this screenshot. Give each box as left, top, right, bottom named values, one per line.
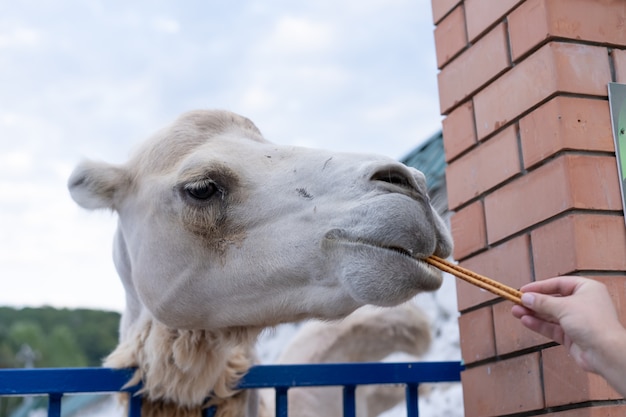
left=0, top=150, right=34, bottom=175
left=0, top=25, right=41, bottom=48
left=241, top=86, right=277, bottom=112
left=152, top=17, right=180, bottom=34
left=0, top=167, right=124, bottom=310
left=261, top=15, right=334, bottom=55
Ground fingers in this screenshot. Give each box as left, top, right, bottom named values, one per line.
left=512, top=301, right=559, bottom=326
left=519, top=277, right=611, bottom=324
left=519, top=314, right=565, bottom=345
left=511, top=304, right=531, bottom=319
left=517, top=277, right=587, bottom=324
left=519, top=276, right=584, bottom=297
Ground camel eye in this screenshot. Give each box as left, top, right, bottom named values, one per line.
left=184, top=180, right=219, bottom=200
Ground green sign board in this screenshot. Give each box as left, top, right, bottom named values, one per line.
left=608, top=82, right=626, bottom=224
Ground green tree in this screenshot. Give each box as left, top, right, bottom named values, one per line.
left=44, top=325, right=88, bottom=367
left=0, top=343, right=15, bottom=368
left=0, top=307, right=120, bottom=367
left=8, top=321, right=44, bottom=366
left=0, top=307, right=120, bottom=417
left=72, top=309, right=120, bottom=365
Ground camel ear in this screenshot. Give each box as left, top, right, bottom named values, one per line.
left=68, top=160, right=131, bottom=210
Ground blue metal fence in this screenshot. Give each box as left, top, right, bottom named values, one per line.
left=0, top=361, right=463, bottom=417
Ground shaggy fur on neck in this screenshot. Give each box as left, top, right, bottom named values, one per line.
left=105, top=317, right=261, bottom=417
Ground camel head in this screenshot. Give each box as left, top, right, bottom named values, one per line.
left=68, top=110, right=452, bottom=331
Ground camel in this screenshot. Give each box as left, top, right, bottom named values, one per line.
left=67, top=110, right=453, bottom=417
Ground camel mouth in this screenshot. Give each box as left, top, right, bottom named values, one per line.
left=323, top=228, right=444, bottom=301
left=323, top=229, right=438, bottom=269
left=364, top=243, right=436, bottom=270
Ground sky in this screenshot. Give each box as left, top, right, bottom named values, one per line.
left=1, top=0, right=442, bottom=312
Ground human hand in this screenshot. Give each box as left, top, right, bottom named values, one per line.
left=511, top=276, right=624, bottom=374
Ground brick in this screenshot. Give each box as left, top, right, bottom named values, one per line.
left=613, top=48, right=626, bottom=83
left=450, top=200, right=486, bottom=260
left=458, top=306, right=495, bottom=364
left=493, top=300, right=549, bottom=355
left=434, top=5, right=467, bottom=69
left=509, top=0, right=626, bottom=61
left=438, top=23, right=510, bottom=114
left=543, top=345, right=622, bottom=407
left=531, top=213, right=626, bottom=279
left=446, top=124, right=520, bottom=210
left=465, top=0, right=523, bottom=41
left=442, top=101, right=476, bottom=162
left=431, top=0, right=462, bottom=24
left=461, top=353, right=543, bottom=416
left=485, top=154, right=622, bottom=244
left=507, top=0, right=550, bottom=61
left=456, top=235, right=532, bottom=311
left=474, top=42, right=612, bottom=140
left=519, top=96, right=614, bottom=169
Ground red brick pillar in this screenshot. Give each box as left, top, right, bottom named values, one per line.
left=431, top=1, right=626, bottom=415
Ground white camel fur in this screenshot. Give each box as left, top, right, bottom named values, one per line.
left=67, top=110, right=453, bottom=417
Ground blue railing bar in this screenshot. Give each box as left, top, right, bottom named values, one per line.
left=275, top=387, right=289, bottom=417
left=202, top=405, right=217, bottom=417
left=405, top=383, right=419, bottom=417
left=237, top=361, right=464, bottom=388
left=48, top=393, right=62, bottom=417
left=129, top=392, right=142, bottom=417
left=0, top=367, right=139, bottom=396
left=342, top=385, right=356, bottom=417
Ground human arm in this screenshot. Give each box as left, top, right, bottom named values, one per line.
left=511, top=276, right=626, bottom=397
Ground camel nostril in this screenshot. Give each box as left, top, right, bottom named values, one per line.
left=371, top=167, right=420, bottom=195
left=371, top=169, right=409, bottom=186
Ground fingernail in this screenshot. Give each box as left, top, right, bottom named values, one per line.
left=521, top=293, right=534, bottom=307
